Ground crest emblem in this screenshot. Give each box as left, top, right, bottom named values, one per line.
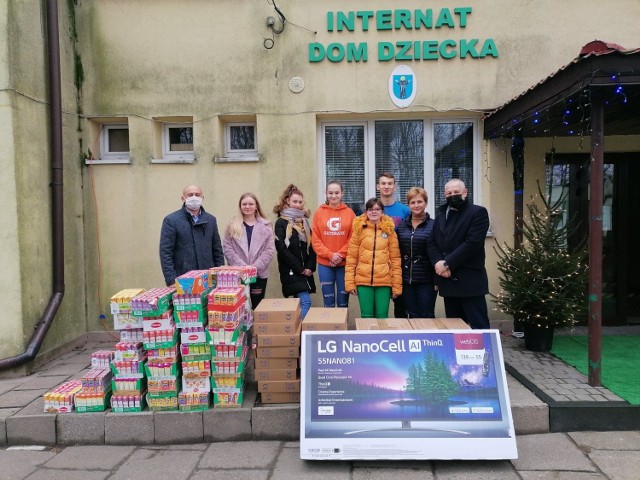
left=388, top=65, right=417, bottom=108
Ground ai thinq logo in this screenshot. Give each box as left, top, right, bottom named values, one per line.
left=408, top=339, right=422, bottom=352
left=388, top=65, right=417, bottom=108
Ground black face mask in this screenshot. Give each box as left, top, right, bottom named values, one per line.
left=446, top=194, right=464, bottom=209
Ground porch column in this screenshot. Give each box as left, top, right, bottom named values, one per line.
left=588, top=92, right=604, bottom=387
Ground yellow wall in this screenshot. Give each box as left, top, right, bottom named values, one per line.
left=2, top=0, right=640, bottom=363
left=0, top=0, right=86, bottom=365
left=73, top=0, right=640, bottom=326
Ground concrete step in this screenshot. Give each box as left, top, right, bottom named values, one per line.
left=1, top=374, right=547, bottom=446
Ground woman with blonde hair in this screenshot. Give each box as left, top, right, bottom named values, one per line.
left=223, top=192, right=275, bottom=309
left=312, top=180, right=355, bottom=308
left=273, top=184, right=316, bottom=318
left=345, top=197, right=402, bottom=318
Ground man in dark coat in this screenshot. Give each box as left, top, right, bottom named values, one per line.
left=426, top=179, right=490, bottom=329
left=159, top=184, right=224, bottom=286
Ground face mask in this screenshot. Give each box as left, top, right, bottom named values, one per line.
left=185, top=196, right=203, bottom=210
left=446, top=194, right=464, bottom=208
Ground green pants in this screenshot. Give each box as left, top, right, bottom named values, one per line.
left=357, top=286, right=391, bottom=318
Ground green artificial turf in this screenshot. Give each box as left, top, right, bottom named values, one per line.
left=551, top=335, right=640, bottom=405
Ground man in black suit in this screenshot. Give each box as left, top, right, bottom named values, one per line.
left=427, top=179, right=490, bottom=329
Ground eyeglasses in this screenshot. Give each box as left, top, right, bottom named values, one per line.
left=367, top=208, right=383, bottom=213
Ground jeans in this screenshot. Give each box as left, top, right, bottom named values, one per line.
left=295, top=291, right=312, bottom=319
left=403, top=283, right=437, bottom=318
left=317, top=264, right=349, bottom=308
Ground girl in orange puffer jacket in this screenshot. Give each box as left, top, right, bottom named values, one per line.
left=345, top=197, right=402, bottom=318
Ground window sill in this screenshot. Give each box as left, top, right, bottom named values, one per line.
left=85, top=158, right=131, bottom=165
left=214, top=155, right=260, bottom=163
left=151, top=158, right=195, bottom=164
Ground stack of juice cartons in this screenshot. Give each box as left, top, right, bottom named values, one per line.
left=174, top=270, right=213, bottom=411
left=132, top=287, right=180, bottom=412
left=207, top=267, right=250, bottom=408
left=75, top=367, right=113, bottom=412
left=110, top=288, right=146, bottom=337
left=110, top=338, right=147, bottom=412
left=252, top=298, right=302, bottom=404
left=43, top=380, right=83, bottom=413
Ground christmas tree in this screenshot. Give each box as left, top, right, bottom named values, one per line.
left=493, top=183, right=588, bottom=329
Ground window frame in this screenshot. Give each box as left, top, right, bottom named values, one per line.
left=99, top=123, right=130, bottom=162
left=162, top=123, right=194, bottom=162
left=224, top=122, right=258, bottom=160
left=319, top=116, right=481, bottom=216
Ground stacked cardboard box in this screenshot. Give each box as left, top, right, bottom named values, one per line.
left=355, top=318, right=413, bottom=330
left=174, top=270, right=212, bottom=411
left=208, top=268, right=250, bottom=408
left=302, top=307, right=348, bottom=332
left=132, top=287, right=180, bottom=411
left=253, top=298, right=302, bottom=404
left=110, top=288, right=146, bottom=344
left=110, top=340, right=147, bottom=412
left=75, top=368, right=113, bottom=412
left=408, top=317, right=470, bottom=330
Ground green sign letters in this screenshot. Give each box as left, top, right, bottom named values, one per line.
left=308, top=7, right=498, bottom=63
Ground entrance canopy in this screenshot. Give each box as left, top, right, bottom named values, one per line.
left=482, top=40, right=640, bottom=387
left=484, top=40, right=640, bottom=139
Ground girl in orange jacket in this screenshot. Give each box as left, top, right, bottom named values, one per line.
left=312, top=181, right=356, bottom=308
left=345, top=197, right=402, bottom=318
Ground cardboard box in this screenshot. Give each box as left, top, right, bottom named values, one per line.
left=255, top=326, right=301, bottom=347
left=254, top=346, right=300, bottom=358
left=142, top=314, right=174, bottom=332
left=302, top=307, right=348, bottom=331
left=355, top=318, right=413, bottom=330
left=253, top=368, right=298, bottom=381
left=260, top=392, right=300, bottom=404
left=257, top=379, right=300, bottom=393
left=254, top=357, right=298, bottom=369
left=253, top=298, right=301, bottom=323
left=409, top=318, right=471, bottom=330
left=113, top=313, right=143, bottom=330
left=253, top=319, right=301, bottom=335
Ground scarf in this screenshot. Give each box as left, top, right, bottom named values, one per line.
left=279, top=207, right=311, bottom=252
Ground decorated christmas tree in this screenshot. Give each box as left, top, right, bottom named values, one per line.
left=493, top=183, right=588, bottom=331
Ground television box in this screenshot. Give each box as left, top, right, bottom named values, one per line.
left=260, top=392, right=300, bottom=404
left=254, top=298, right=301, bottom=323
left=302, top=307, right=348, bottom=331
left=355, top=318, right=413, bottom=330
left=254, top=357, right=298, bottom=369
left=255, top=326, right=301, bottom=347
left=254, top=346, right=300, bottom=359
left=253, top=319, right=301, bottom=335
left=254, top=368, right=298, bottom=381
left=257, top=379, right=300, bottom=393
left=409, top=318, right=470, bottom=330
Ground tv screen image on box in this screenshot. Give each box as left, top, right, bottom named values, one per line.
left=302, top=330, right=513, bottom=439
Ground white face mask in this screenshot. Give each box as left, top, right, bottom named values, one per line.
left=184, top=196, right=203, bottom=210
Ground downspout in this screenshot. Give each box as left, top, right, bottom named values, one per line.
left=0, top=0, right=64, bottom=370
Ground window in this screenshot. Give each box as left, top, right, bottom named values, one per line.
left=320, top=118, right=479, bottom=215
left=100, top=124, right=130, bottom=161
left=224, top=122, right=258, bottom=160
left=163, top=123, right=194, bottom=161
left=85, top=118, right=130, bottom=164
